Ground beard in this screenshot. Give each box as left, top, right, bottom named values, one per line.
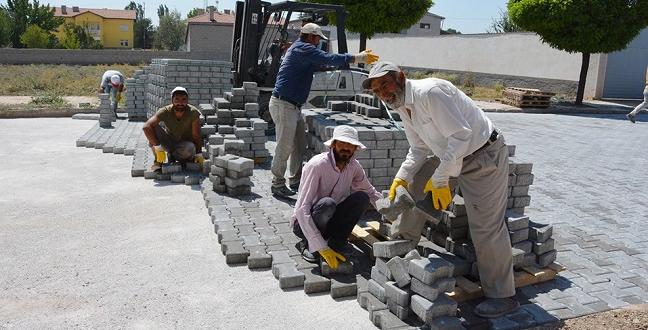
left=384, top=84, right=405, bottom=109
left=333, top=148, right=353, bottom=163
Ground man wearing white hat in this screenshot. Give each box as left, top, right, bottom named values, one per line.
left=291, top=125, right=382, bottom=269
left=269, top=22, right=380, bottom=198
left=143, top=86, right=204, bottom=172
left=363, top=61, right=518, bottom=318
left=99, top=70, right=125, bottom=115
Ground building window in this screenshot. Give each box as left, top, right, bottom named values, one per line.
left=120, top=40, right=129, bottom=47
left=120, top=24, right=128, bottom=32
left=87, top=23, right=101, bottom=39
left=420, top=23, right=431, bottom=29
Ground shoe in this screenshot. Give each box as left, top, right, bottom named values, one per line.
left=289, top=182, right=300, bottom=192
left=627, top=113, right=636, bottom=123
left=474, top=297, right=520, bottom=319
left=328, top=240, right=354, bottom=255
left=150, top=162, right=162, bottom=172
left=295, top=240, right=318, bottom=263
left=272, top=185, right=296, bottom=197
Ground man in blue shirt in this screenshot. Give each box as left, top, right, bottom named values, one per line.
left=270, top=23, right=379, bottom=197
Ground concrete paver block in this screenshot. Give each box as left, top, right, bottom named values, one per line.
left=537, top=249, right=557, bottom=267
left=410, top=294, right=457, bottom=323
left=371, top=266, right=390, bottom=286
left=506, top=213, right=530, bottom=231
left=533, top=238, right=555, bottom=255
left=374, top=257, right=394, bottom=280
left=368, top=279, right=386, bottom=302
left=429, top=316, right=465, bottom=330
left=384, top=281, right=411, bottom=307
left=303, top=268, right=331, bottom=294
left=529, top=221, right=553, bottom=243
left=411, top=277, right=455, bottom=302
left=223, top=241, right=249, bottom=264
left=509, top=228, right=530, bottom=244
left=330, top=276, right=357, bottom=299
left=247, top=246, right=272, bottom=269
left=386, top=256, right=412, bottom=287
left=373, top=240, right=416, bottom=258
left=386, top=298, right=411, bottom=321
left=320, top=259, right=354, bottom=276
left=372, top=308, right=409, bottom=329
left=274, top=263, right=305, bottom=289
left=408, top=255, right=454, bottom=285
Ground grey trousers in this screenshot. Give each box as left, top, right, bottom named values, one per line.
left=392, top=136, right=515, bottom=298
left=153, top=126, right=196, bottom=162
left=269, top=96, right=305, bottom=187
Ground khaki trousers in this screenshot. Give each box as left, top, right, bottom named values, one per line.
left=269, top=96, right=306, bottom=187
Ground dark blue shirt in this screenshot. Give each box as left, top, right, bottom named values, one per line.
left=273, top=39, right=353, bottom=105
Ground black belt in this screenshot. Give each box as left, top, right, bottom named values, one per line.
left=473, top=129, right=500, bottom=154
left=272, top=93, right=302, bottom=108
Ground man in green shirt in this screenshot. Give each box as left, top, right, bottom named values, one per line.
left=143, top=86, right=204, bottom=171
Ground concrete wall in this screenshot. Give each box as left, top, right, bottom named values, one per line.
left=335, top=32, right=604, bottom=98
left=187, top=24, right=233, bottom=54
left=0, top=48, right=230, bottom=65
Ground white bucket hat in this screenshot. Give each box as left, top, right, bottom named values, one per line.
left=301, top=23, right=328, bottom=40
left=323, top=125, right=366, bottom=150
left=110, top=74, right=121, bottom=86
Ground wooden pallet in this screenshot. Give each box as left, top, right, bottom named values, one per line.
left=501, top=98, right=551, bottom=108
left=350, top=221, right=565, bottom=302
left=502, top=87, right=554, bottom=108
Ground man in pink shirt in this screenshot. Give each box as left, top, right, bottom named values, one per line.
left=292, top=125, right=383, bottom=268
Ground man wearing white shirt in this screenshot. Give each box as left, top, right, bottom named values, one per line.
left=363, top=62, right=518, bottom=319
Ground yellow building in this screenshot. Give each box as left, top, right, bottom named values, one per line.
left=53, top=6, right=135, bottom=49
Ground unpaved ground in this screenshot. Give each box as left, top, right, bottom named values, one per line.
left=0, top=96, right=98, bottom=107
left=534, top=305, right=648, bottom=329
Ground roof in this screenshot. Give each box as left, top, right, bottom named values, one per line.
left=426, top=12, right=445, bottom=20
left=54, top=7, right=136, bottom=20
left=188, top=12, right=236, bottom=25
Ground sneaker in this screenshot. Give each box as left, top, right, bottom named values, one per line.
left=627, top=113, right=636, bottom=123
left=295, top=240, right=318, bottom=263
left=150, top=162, right=162, bottom=172
left=271, top=185, right=296, bottom=197
left=289, top=182, right=300, bottom=192
left=475, top=297, right=520, bottom=319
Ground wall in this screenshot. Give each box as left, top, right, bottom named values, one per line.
left=0, top=49, right=230, bottom=65
left=187, top=24, right=233, bottom=53
left=334, top=32, right=604, bottom=98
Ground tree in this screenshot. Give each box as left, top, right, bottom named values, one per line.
left=487, top=9, right=523, bottom=33
left=157, top=4, right=169, bottom=18
left=59, top=22, right=102, bottom=49
left=441, top=28, right=461, bottom=35
left=20, top=24, right=49, bottom=48
left=3, top=0, right=63, bottom=47
left=509, top=0, right=648, bottom=105
left=299, top=0, right=433, bottom=52
left=59, top=22, right=80, bottom=49
left=125, top=1, right=154, bottom=49
left=0, top=8, right=10, bottom=47
left=155, top=9, right=186, bottom=50
left=187, top=8, right=204, bottom=19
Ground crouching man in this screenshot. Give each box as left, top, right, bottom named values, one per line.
left=291, top=125, right=382, bottom=269
left=142, top=86, right=204, bottom=172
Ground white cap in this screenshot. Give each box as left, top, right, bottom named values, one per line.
left=301, top=23, right=328, bottom=40
left=362, top=61, right=401, bottom=89
left=110, top=74, right=121, bottom=86
left=171, top=86, right=188, bottom=97
left=323, top=125, right=366, bottom=150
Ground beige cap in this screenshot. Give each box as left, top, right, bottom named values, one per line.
left=323, top=125, right=366, bottom=150
left=301, top=23, right=328, bottom=40
left=362, top=61, right=401, bottom=89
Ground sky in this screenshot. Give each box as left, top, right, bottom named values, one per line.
left=29, top=0, right=509, bottom=34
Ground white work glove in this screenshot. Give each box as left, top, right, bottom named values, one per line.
left=354, top=49, right=379, bottom=65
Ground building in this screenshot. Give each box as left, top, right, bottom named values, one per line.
left=185, top=9, right=236, bottom=54
left=53, top=6, right=135, bottom=49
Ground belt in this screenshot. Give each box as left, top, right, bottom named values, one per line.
left=473, top=129, right=500, bottom=155
left=272, top=93, right=302, bottom=108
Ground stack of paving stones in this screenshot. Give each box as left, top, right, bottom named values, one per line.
left=124, top=69, right=148, bottom=121
left=303, top=106, right=407, bottom=193
left=144, top=59, right=233, bottom=118
left=98, top=93, right=115, bottom=128
left=201, top=82, right=270, bottom=165
left=209, top=154, right=254, bottom=197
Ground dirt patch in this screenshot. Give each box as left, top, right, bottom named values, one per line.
left=533, top=305, right=648, bottom=330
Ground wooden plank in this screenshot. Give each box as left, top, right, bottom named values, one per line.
left=455, top=276, right=481, bottom=294
left=547, top=262, right=566, bottom=272
left=351, top=225, right=380, bottom=245
left=521, top=265, right=546, bottom=277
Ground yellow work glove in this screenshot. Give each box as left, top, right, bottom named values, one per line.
left=354, top=49, right=380, bottom=65
left=194, top=153, right=204, bottom=167
left=116, top=92, right=122, bottom=103
left=388, top=178, right=409, bottom=201
left=153, top=145, right=167, bottom=164
left=319, top=248, right=346, bottom=270
left=424, top=179, right=452, bottom=210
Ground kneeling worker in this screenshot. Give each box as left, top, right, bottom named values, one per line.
left=143, top=87, right=204, bottom=172
left=291, top=125, right=382, bottom=269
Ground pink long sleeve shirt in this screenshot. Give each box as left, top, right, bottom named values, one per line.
left=291, top=149, right=383, bottom=253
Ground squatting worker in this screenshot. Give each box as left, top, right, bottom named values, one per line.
left=99, top=70, right=125, bottom=115
left=291, top=126, right=382, bottom=269
left=142, top=87, right=204, bottom=172
left=269, top=22, right=380, bottom=198
left=363, top=61, right=518, bottom=319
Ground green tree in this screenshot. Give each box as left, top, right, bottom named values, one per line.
left=125, top=1, right=154, bottom=49
left=3, top=0, right=63, bottom=48
left=20, top=24, right=49, bottom=48
left=157, top=4, right=169, bottom=18
left=187, top=8, right=204, bottom=19
left=509, top=0, right=648, bottom=105
left=59, top=22, right=102, bottom=49
left=155, top=9, right=186, bottom=50
left=441, top=28, right=461, bottom=35
left=0, top=8, right=10, bottom=47
left=487, top=9, right=523, bottom=33
left=60, top=22, right=80, bottom=49
left=299, top=0, right=433, bottom=52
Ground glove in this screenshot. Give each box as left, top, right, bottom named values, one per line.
left=423, top=179, right=452, bottom=210
left=116, top=92, right=122, bottom=103
left=388, top=178, right=409, bottom=201
left=354, top=49, right=380, bottom=65
left=194, top=153, right=204, bottom=167
left=153, top=145, right=167, bottom=164
left=319, top=248, right=346, bottom=270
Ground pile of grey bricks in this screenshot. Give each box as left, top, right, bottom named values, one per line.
left=76, top=120, right=144, bottom=155
left=98, top=93, right=115, bottom=128
left=143, top=59, right=233, bottom=119
left=209, top=154, right=254, bottom=196
left=359, top=239, right=464, bottom=329
left=124, top=69, right=148, bottom=121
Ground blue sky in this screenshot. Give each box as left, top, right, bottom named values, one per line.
left=32, top=0, right=509, bottom=34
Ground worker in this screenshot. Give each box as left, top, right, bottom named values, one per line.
left=269, top=22, right=380, bottom=198
left=99, top=70, right=125, bottom=115
left=292, top=125, right=382, bottom=268
left=363, top=62, right=518, bottom=318
left=627, top=67, right=648, bottom=123
left=142, top=87, right=204, bottom=172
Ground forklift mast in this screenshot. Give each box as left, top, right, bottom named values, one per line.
left=231, top=0, right=349, bottom=88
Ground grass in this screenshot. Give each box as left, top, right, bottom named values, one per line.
left=406, top=70, right=505, bottom=101
left=0, top=64, right=143, bottom=96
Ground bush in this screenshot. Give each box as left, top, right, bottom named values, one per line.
left=30, top=92, right=68, bottom=107
left=20, top=24, right=50, bottom=48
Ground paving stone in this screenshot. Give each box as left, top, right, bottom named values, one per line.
left=373, top=240, right=416, bottom=258
left=513, top=240, right=533, bottom=254
left=320, top=259, right=354, bottom=276
left=372, top=266, right=390, bottom=286
left=375, top=257, right=394, bottom=280
left=372, top=308, right=409, bottom=329
left=410, top=294, right=457, bottom=323
left=537, top=249, right=557, bottom=267
left=330, top=275, right=357, bottom=299
left=358, top=291, right=388, bottom=314
left=222, top=241, right=249, bottom=264
left=408, top=255, right=454, bottom=285
left=303, top=268, right=331, bottom=294
left=368, top=279, right=386, bottom=302
left=510, top=228, right=530, bottom=244
left=274, top=263, right=305, bottom=289
left=386, top=256, right=412, bottom=287
left=410, top=277, right=455, bottom=302
left=386, top=298, right=410, bottom=321
left=247, top=246, right=272, bottom=269
left=506, top=213, right=530, bottom=231
left=376, top=186, right=415, bottom=221
left=428, top=316, right=465, bottom=330
left=384, top=281, right=411, bottom=307
left=533, top=238, right=555, bottom=255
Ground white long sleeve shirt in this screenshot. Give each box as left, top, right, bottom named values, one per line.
left=395, top=78, right=494, bottom=187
